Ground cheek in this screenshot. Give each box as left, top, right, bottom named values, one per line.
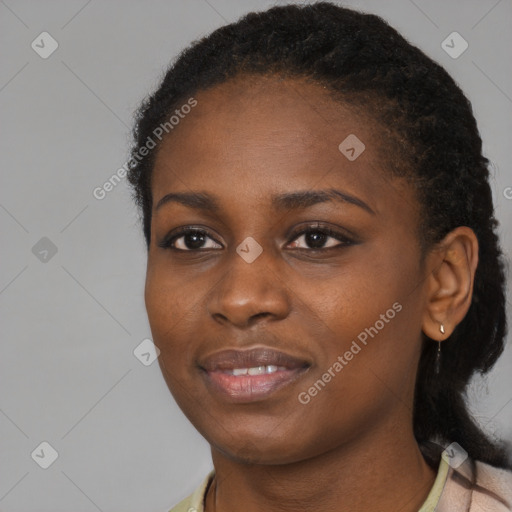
left=145, top=266, right=210, bottom=413
left=302, top=244, right=422, bottom=381
left=144, top=262, right=199, bottom=362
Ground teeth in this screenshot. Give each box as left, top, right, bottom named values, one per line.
left=248, top=366, right=266, bottom=375
left=229, top=365, right=287, bottom=376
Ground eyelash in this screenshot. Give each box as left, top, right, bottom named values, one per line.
left=158, top=224, right=355, bottom=252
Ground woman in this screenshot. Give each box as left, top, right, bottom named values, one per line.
left=127, top=2, right=512, bottom=511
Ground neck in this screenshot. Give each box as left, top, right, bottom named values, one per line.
left=206, top=415, right=437, bottom=512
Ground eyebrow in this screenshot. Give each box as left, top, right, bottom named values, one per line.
left=154, top=188, right=375, bottom=215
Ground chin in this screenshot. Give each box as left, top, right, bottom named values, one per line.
left=206, top=425, right=315, bottom=466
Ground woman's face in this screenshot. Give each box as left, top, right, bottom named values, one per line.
left=145, top=75, right=429, bottom=464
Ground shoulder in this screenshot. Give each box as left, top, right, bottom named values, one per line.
left=167, top=471, right=215, bottom=512
left=471, top=460, right=512, bottom=511
left=167, top=495, right=193, bottom=512
left=434, top=454, right=512, bottom=511
left=167, top=493, right=196, bottom=512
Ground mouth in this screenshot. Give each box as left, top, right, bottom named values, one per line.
left=199, top=346, right=311, bottom=403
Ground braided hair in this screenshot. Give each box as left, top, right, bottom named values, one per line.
left=127, top=2, right=510, bottom=469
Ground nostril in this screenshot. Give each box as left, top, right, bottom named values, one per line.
left=254, top=312, right=270, bottom=319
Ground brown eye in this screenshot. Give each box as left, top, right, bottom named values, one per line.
left=158, top=228, right=222, bottom=251
left=287, top=225, right=354, bottom=251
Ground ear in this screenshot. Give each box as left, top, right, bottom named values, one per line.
left=422, top=226, right=479, bottom=341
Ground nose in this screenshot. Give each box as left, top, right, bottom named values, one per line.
left=206, top=248, right=291, bottom=329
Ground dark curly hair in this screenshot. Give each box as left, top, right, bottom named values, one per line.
left=127, top=2, right=511, bottom=469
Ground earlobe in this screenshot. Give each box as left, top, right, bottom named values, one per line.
left=421, top=226, right=479, bottom=341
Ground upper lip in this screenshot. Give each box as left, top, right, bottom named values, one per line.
left=199, top=346, right=311, bottom=372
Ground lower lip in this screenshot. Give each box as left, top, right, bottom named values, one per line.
left=202, top=368, right=308, bottom=403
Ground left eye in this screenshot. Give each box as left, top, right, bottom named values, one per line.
left=287, top=227, right=353, bottom=250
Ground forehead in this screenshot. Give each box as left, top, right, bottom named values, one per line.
left=157, top=75, right=374, bottom=153
left=151, top=75, right=399, bottom=215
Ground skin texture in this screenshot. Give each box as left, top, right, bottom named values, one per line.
left=145, top=75, right=479, bottom=512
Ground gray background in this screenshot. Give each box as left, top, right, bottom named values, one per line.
left=1, top=0, right=511, bottom=510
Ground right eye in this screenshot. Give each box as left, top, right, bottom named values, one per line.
left=158, top=227, right=223, bottom=251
